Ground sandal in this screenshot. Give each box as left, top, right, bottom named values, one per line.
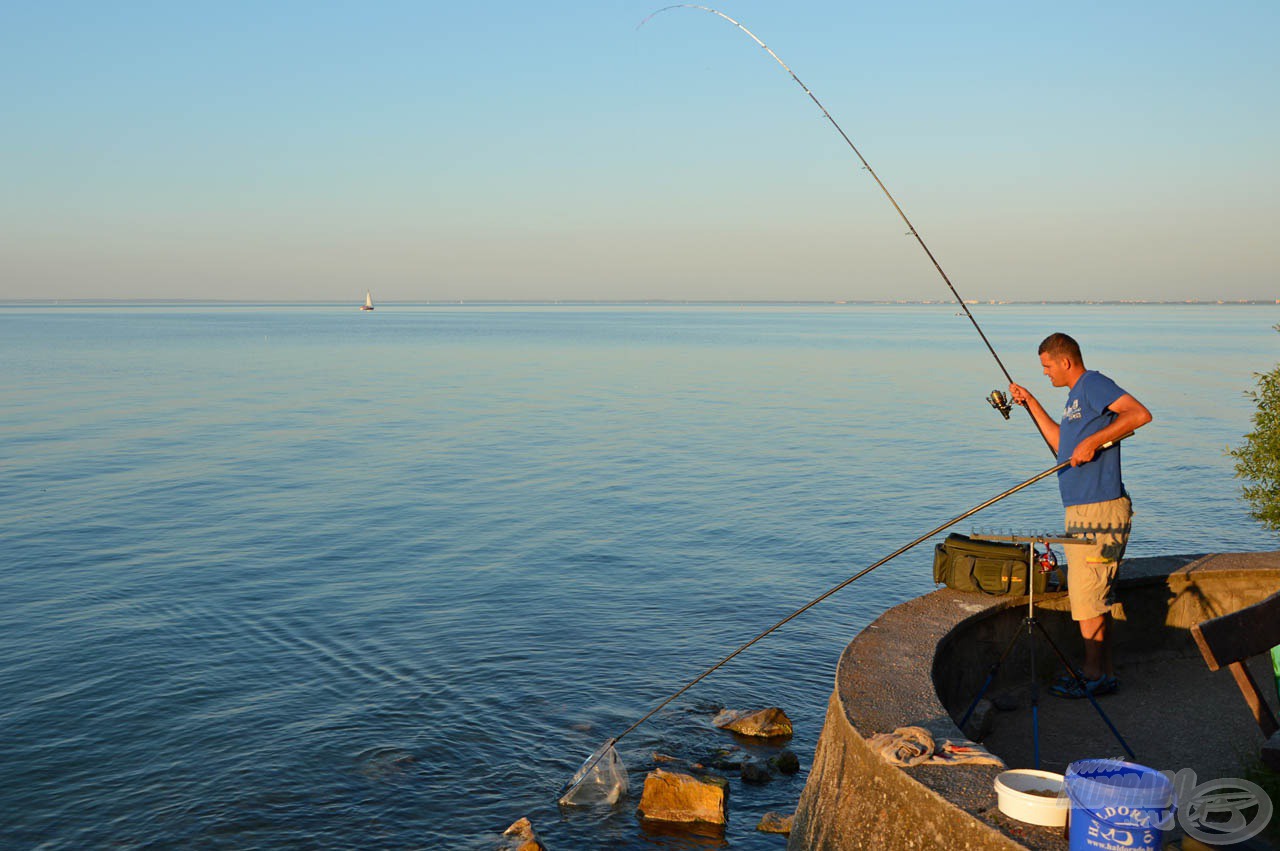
left=1052, top=669, right=1083, bottom=689
left=1050, top=674, right=1119, bottom=700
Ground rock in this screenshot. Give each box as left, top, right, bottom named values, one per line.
left=740, top=760, right=772, bottom=784
left=757, top=812, right=794, bottom=835
left=712, top=707, right=793, bottom=739
left=961, top=698, right=995, bottom=741
left=499, top=817, right=546, bottom=851
left=354, top=746, right=416, bottom=780
left=697, top=772, right=729, bottom=790
left=636, top=768, right=728, bottom=826
left=769, top=750, right=801, bottom=775
left=705, top=746, right=745, bottom=770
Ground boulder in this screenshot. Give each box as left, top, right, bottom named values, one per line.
left=711, top=707, right=793, bottom=739
left=705, top=746, right=745, bottom=770
left=354, top=746, right=416, bottom=781
left=769, top=749, right=801, bottom=775
left=757, top=812, right=794, bottom=835
left=740, top=760, right=772, bottom=785
left=499, top=817, right=546, bottom=851
left=636, top=769, right=727, bottom=826
left=698, top=773, right=730, bottom=791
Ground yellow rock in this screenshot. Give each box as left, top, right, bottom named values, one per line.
left=712, top=707, right=793, bottom=738
left=501, top=817, right=546, bottom=851
left=757, top=812, right=794, bottom=834
left=636, top=768, right=727, bottom=825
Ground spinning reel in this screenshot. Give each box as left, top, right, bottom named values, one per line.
left=987, top=389, right=1013, bottom=420
left=1034, top=543, right=1058, bottom=574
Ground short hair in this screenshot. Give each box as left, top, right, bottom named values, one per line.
left=1038, top=332, right=1083, bottom=365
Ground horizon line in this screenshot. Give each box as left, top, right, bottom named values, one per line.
left=2, top=298, right=1278, bottom=307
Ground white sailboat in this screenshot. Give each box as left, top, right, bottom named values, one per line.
left=360, top=290, right=375, bottom=311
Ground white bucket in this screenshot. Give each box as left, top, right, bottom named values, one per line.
left=994, top=769, right=1070, bottom=827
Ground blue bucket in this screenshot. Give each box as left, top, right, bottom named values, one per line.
left=1064, top=759, right=1175, bottom=851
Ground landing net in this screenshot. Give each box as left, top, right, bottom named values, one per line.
left=558, top=739, right=627, bottom=807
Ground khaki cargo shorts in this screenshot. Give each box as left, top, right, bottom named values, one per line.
left=1063, top=494, right=1133, bottom=621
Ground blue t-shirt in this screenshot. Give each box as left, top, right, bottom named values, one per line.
left=1057, top=370, right=1126, bottom=507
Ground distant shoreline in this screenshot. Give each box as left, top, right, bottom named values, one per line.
left=2, top=298, right=1277, bottom=308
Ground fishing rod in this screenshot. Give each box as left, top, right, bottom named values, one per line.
left=558, top=434, right=1131, bottom=803
left=638, top=4, right=1054, bottom=453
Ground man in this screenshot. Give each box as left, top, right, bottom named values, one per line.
left=1008, top=333, right=1152, bottom=699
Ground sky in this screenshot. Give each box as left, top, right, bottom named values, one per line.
left=1, top=1, right=1276, bottom=302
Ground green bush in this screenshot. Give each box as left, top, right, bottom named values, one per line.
left=1240, top=759, right=1280, bottom=846
left=1232, top=324, right=1280, bottom=532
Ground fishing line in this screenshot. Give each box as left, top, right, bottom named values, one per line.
left=559, top=5, right=1098, bottom=803
left=638, top=4, right=1054, bottom=452
left=560, top=434, right=1132, bottom=803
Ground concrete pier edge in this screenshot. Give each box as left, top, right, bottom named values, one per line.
left=787, top=551, right=1280, bottom=850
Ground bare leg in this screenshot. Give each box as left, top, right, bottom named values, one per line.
left=1079, top=614, right=1112, bottom=680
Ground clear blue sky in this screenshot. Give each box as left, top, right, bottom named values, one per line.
left=1, top=1, right=1276, bottom=301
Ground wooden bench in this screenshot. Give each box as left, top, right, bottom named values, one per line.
left=1191, top=588, right=1280, bottom=770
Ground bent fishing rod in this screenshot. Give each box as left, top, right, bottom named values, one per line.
left=559, top=434, right=1131, bottom=800
left=638, top=4, right=1054, bottom=453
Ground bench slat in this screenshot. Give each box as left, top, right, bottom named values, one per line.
left=1227, top=661, right=1280, bottom=738
left=1190, top=589, right=1280, bottom=669
left=1191, top=588, right=1280, bottom=739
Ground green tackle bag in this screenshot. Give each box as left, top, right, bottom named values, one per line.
left=932, top=533, right=1050, bottom=596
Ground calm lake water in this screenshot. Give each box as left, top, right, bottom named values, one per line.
left=1, top=303, right=1275, bottom=849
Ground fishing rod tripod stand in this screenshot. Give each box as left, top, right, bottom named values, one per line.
left=957, top=531, right=1135, bottom=768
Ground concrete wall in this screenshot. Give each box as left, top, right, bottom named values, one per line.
left=790, top=692, right=1026, bottom=850
left=788, top=552, right=1280, bottom=851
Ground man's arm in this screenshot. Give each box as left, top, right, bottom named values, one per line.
left=1008, top=382, right=1061, bottom=453
left=1069, top=393, right=1153, bottom=466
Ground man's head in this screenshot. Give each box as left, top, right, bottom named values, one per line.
left=1037, top=332, right=1086, bottom=388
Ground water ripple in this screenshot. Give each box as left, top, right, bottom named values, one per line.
left=1, top=304, right=1272, bottom=849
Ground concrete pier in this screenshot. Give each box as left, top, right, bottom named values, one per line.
left=787, top=551, right=1280, bottom=850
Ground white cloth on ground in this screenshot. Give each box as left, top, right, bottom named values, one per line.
left=867, top=725, right=1005, bottom=767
